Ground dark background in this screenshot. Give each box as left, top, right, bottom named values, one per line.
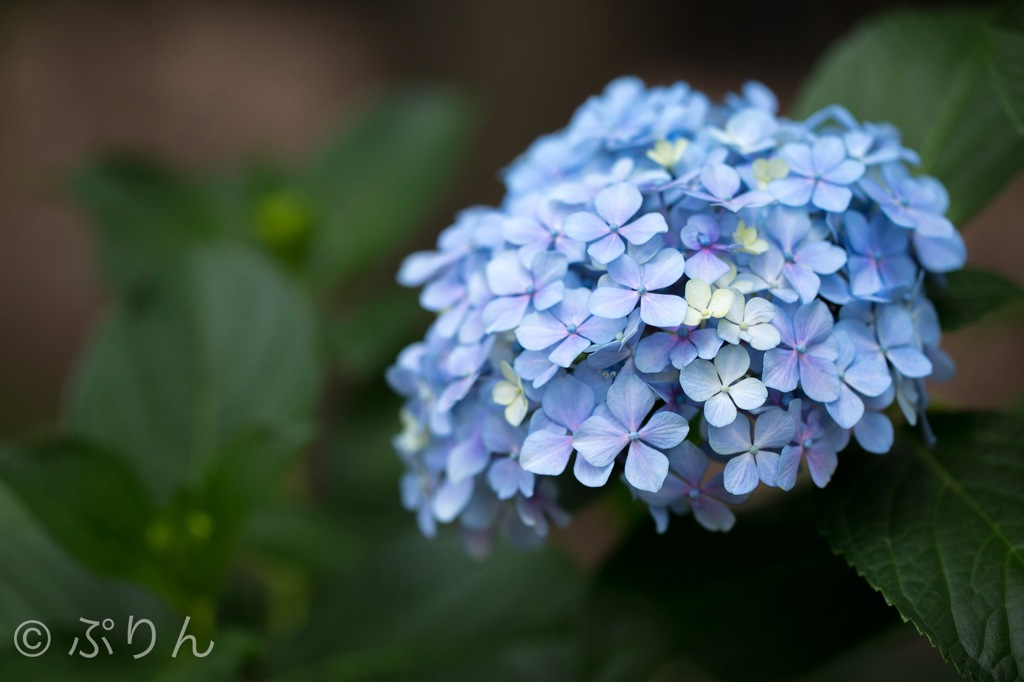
left=0, top=0, right=1020, bottom=434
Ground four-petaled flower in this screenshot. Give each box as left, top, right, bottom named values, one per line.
left=681, top=214, right=735, bottom=282
left=684, top=163, right=773, bottom=212
left=588, top=249, right=688, bottom=327
left=632, top=441, right=749, bottom=532
left=843, top=211, right=916, bottom=299
left=762, top=301, right=841, bottom=402
left=717, top=294, right=781, bottom=350
left=679, top=345, right=767, bottom=427
left=682, top=278, right=735, bottom=326
left=517, top=288, right=625, bottom=367
left=563, top=181, right=668, bottom=264
left=708, top=407, right=796, bottom=494
left=483, top=251, right=567, bottom=332
left=771, top=135, right=865, bottom=212
left=573, top=373, right=690, bottom=492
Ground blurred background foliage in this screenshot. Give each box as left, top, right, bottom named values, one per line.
left=0, top=1, right=1022, bottom=680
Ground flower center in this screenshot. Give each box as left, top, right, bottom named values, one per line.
left=803, top=438, right=813, bottom=449
left=566, top=324, right=577, bottom=334
left=609, top=223, right=619, bottom=233
left=739, top=322, right=749, bottom=330
left=749, top=445, right=759, bottom=455
left=698, top=235, right=711, bottom=247
left=637, top=285, right=647, bottom=295
left=628, top=431, right=640, bottom=442
left=796, top=344, right=807, bottom=354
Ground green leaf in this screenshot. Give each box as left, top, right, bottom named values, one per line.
left=988, top=1, right=1024, bottom=134
left=584, top=492, right=901, bottom=682
left=303, top=88, right=474, bottom=289
left=818, top=413, right=1024, bottom=682
left=72, top=156, right=223, bottom=292
left=0, top=438, right=156, bottom=582
left=928, top=268, right=1024, bottom=330
left=65, top=245, right=322, bottom=504
left=329, top=287, right=430, bottom=379
left=793, top=8, right=1024, bottom=225
left=266, top=533, right=583, bottom=682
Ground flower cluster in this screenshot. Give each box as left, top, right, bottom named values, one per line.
left=387, top=77, right=964, bottom=552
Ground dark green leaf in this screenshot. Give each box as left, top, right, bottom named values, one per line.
left=72, top=156, right=223, bottom=292
left=793, top=8, right=1024, bottom=225
left=65, top=245, right=322, bottom=504
left=303, top=89, right=474, bottom=289
left=266, top=533, right=584, bottom=682
left=329, top=287, right=430, bottom=379
left=818, top=413, right=1024, bottom=682
left=584, top=492, right=900, bottom=682
left=0, top=438, right=156, bottom=582
left=988, top=1, right=1024, bottom=134
left=928, top=268, right=1024, bottom=330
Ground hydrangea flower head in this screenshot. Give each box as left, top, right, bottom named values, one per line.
left=388, top=76, right=964, bottom=551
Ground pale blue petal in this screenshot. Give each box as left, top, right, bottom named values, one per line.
left=642, top=249, right=687, bottom=290
left=761, top=349, right=799, bottom=392
left=639, top=410, right=690, bottom=448
left=793, top=300, right=834, bottom=345
left=723, top=453, right=759, bottom=495
left=625, top=441, right=670, bottom=493
left=812, top=182, right=852, bottom=212
left=806, top=442, right=837, bottom=488
left=564, top=211, right=609, bottom=242
left=753, top=407, right=796, bottom=448
left=578, top=314, right=627, bottom=344
left=596, top=181, right=642, bottom=226
left=486, top=251, right=531, bottom=295
left=607, top=373, right=656, bottom=430
left=483, top=295, right=530, bottom=332
left=708, top=415, right=753, bottom=455
left=519, top=430, right=573, bottom=476
left=607, top=253, right=644, bottom=289
left=854, top=412, right=894, bottom=454
left=692, top=497, right=737, bottom=532
left=432, top=477, right=474, bottom=522
left=826, top=384, right=864, bottom=429
left=796, top=241, right=847, bottom=275
left=776, top=445, right=802, bottom=491
left=588, top=286, right=639, bottom=319
left=704, top=392, right=738, bottom=428
left=714, top=344, right=750, bottom=385
left=755, top=450, right=780, bottom=487
left=549, top=333, right=592, bottom=367
left=516, top=312, right=567, bottom=351
left=798, top=354, right=841, bottom=402
left=887, top=347, right=933, bottom=378
left=640, top=293, right=687, bottom=327
left=635, top=333, right=676, bottom=373
left=573, top=415, right=628, bottom=467
left=679, top=358, right=722, bottom=402
left=542, top=374, right=596, bottom=430
left=588, top=233, right=626, bottom=264
left=730, top=377, right=768, bottom=410
left=573, top=454, right=615, bottom=487
left=771, top=177, right=814, bottom=207
left=619, top=212, right=669, bottom=245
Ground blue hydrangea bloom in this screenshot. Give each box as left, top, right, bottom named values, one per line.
left=388, top=77, right=964, bottom=551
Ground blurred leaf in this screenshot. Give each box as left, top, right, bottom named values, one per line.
left=304, top=88, right=474, bottom=289
left=330, top=287, right=430, bottom=379
left=267, top=533, right=584, bottom=682
left=66, top=245, right=322, bottom=504
left=73, top=156, right=223, bottom=292
left=0, top=481, right=168, bottom=645
left=988, top=1, right=1024, bottom=134
left=818, top=413, right=1024, bottom=682
left=793, top=7, right=1024, bottom=225
left=0, top=438, right=156, bottom=583
left=584, top=492, right=899, bottom=682
left=928, top=268, right=1024, bottom=330
left=242, top=502, right=364, bottom=575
